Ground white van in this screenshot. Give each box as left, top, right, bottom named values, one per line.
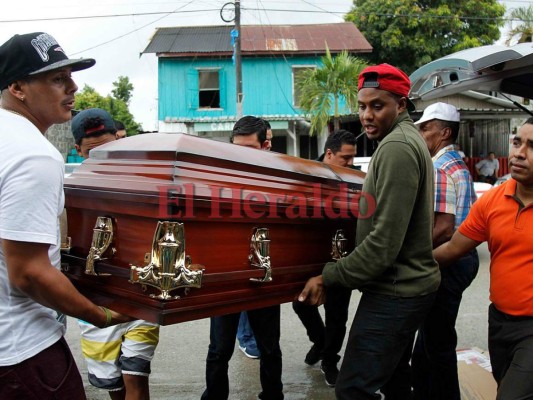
left=353, top=157, right=371, bottom=173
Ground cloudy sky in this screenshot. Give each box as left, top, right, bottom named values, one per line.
left=0, top=0, right=523, bottom=131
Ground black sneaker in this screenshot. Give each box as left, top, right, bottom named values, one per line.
left=304, top=343, right=322, bottom=365
left=320, top=362, right=339, bottom=387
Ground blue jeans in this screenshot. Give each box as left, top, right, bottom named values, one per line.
left=201, top=305, right=283, bottom=400
left=237, top=312, right=257, bottom=349
left=336, top=291, right=436, bottom=400
left=412, top=250, right=479, bottom=400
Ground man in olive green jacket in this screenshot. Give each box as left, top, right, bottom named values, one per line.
left=299, top=64, right=440, bottom=400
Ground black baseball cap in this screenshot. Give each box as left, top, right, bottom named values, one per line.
left=0, top=32, right=95, bottom=90
left=71, top=108, right=117, bottom=143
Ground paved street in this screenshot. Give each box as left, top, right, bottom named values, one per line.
left=65, top=243, right=491, bottom=400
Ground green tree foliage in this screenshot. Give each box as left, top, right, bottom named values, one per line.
left=111, top=76, right=134, bottom=105
left=346, top=0, right=506, bottom=74
left=506, top=6, right=533, bottom=45
left=75, top=84, right=142, bottom=135
left=295, top=49, right=367, bottom=136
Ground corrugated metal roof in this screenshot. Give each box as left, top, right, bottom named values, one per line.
left=143, top=26, right=233, bottom=54
left=142, top=23, right=372, bottom=56
left=242, top=24, right=371, bottom=54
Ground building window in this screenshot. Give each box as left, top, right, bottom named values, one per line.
left=293, top=65, right=316, bottom=108
left=199, top=69, right=220, bottom=108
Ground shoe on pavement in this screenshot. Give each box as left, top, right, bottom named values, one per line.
left=321, top=362, right=339, bottom=387
left=304, top=343, right=322, bottom=365
left=258, top=392, right=283, bottom=400
left=239, top=344, right=260, bottom=359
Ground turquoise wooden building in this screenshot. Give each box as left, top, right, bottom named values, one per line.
left=142, top=23, right=371, bottom=157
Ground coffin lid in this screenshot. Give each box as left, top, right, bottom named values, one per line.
left=66, top=133, right=365, bottom=202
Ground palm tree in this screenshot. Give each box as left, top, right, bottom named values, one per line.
left=295, top=48, right=367, bottom=136
left=505, top=5, right=533, bottom=45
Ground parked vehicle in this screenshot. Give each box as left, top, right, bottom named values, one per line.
left=473, top=182, right=493, bottom=198
left=64, top=163, right=81, bottom=177
left=353, top=157, right=371, bottom=173
left=494, top=173, right=512, bottom=186
left=410, top=42, right=533, bottom=107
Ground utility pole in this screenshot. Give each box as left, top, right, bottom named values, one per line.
left=235, top=0, right=243, bottom=118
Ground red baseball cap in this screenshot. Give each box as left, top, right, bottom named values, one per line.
left=358, top=63, right=415, bottom=111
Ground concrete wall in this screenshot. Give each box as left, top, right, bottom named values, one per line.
left=45, top=121, right=76, bottom=162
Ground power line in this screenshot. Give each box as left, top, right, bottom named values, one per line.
left=251, top=0, right=301, bottom=113
left=70, top=0, right=197, bottom=56
left=1, top=8, right=531, bottom=24
left=0, top=9, right=220, bottom=24
left=243, top=8, right=531, bottom=22
left=297, top=0, right=344, bottom=19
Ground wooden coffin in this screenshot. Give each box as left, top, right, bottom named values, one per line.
left=62, top=133, right=365, bottom=325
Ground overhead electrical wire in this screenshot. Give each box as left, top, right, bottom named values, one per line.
left=69, top=0, right=197, bottom=55
left=3, top=1, right=526, bottom=57
left=0, top=8, right=530, bottom=24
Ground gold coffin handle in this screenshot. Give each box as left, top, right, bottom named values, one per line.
left=331, top=229, right=348, bottom=260
left=130, top=221, right=203, bottom=300
left=60, top=237, right=72, bottom=254
left=60, top=209, right=71, bottom=253
left=249, top=227, right=272, bottom=283
left=85, top=216, right=114, bottom=276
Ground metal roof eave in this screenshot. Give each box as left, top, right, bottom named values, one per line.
left=154, top=49, right=373, bottom=58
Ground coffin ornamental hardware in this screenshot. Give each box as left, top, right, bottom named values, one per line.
left=85, top=217, right=114, bottom=276
left=60, top=237, right=72, bottom=254
left=130, top=221, right=203, bottom=300
left=249, top=227, right=272, bottom=283
left=331, top=229, right=348, bottom=260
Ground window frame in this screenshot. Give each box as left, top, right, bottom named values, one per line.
left=197, top=67, right=222, bottom=110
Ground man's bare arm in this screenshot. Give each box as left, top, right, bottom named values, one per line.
left=3, top=239, right=133, bottom=327
left=433, top=212, right=455, bottom=248
left=433, top=231, right=481, bottom=267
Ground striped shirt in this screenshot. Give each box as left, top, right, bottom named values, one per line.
left=433, top=144, right=477, bottom=229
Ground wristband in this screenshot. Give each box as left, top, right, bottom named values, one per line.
left=99, top=306, right=112, bottom=328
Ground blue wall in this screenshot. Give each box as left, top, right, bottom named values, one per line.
left=158, top=56, right=350, bottom=120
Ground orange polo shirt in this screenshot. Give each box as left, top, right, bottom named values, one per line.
left=459, top=179, right=533, bottom=316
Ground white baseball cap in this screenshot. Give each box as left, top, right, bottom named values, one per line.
left=414, top=102, right=460, bottom=125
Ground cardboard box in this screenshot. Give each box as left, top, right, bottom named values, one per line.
left=457, top=348, right=497, bottom=400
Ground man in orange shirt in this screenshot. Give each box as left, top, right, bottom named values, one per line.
left=434, top=118, right=533, bottom=399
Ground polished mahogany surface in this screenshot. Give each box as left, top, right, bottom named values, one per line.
left=63, top=133, right=365, bottom=324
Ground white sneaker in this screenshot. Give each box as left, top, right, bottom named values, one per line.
left=239, top=344, right=260, bottom=359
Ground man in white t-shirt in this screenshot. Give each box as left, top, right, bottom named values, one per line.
left=475, top=152, right=499, bottom=184
left=0, top=32, right=132, bottom=400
